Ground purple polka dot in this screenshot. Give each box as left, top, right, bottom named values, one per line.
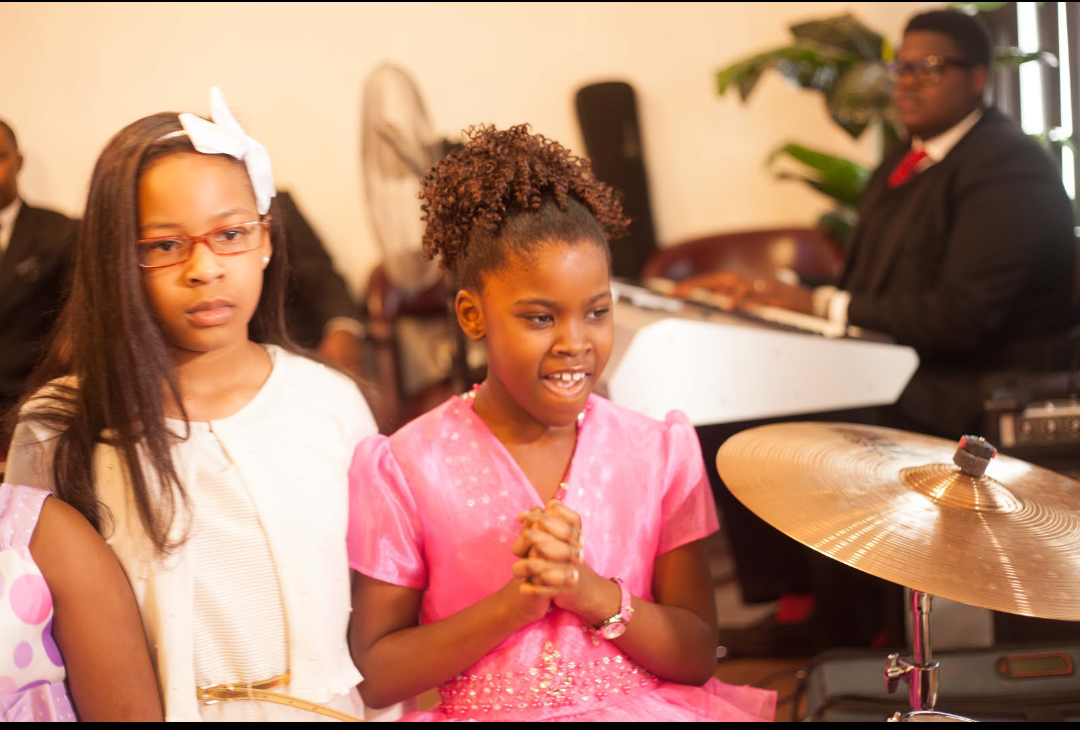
left=42, top=618, right=63, bottom=667
left=13, top=642, right=33, bottom=669
left=10, top=574, right=52, bottom=625
left=0, top=675, right=15, bottom=695
left=15, top=679, right=48, bottom=693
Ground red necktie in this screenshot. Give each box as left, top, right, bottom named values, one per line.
left=887, top=149, right=931, bottom=189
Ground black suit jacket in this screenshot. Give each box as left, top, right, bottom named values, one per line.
left=277, top=191, right=361, bottom=349
left=841, top=107, right=1077, bottom=437
left=0, top=203, right=76, bottom=415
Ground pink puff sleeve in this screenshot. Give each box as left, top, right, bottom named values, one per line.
left=347, top=434, right=427, bottom=590
left=656, top=411, right=721, bottom=556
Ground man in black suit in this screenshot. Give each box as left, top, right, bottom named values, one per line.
left=684, top=10, right=1077, bottom=440
left=833, top=12, right=1076, bottom=438
left=0, top=119, right=76, bottom=420
left=679, top=10, right=1077, bottom=652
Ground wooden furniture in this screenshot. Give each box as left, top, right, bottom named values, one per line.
left=641, top=227, right=844, bottom=286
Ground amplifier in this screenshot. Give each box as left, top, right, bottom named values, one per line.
left=982, top=372, right=1080, bottom=459
left=800, top=644, right=1080, bottom=722
left=996, top=399, right=1080, bottom=448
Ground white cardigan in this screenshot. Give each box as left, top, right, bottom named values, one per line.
left=7, top=346, right=377, bottom=721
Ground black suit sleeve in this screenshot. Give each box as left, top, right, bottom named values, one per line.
left=277, top=192, right=361, bottom=347
left=847, top=143, right=1073, bottom=353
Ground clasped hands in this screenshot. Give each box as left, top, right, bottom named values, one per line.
left=670, top=271, right=814, bottom=315
left=509, top=500, right=597, bottom=615
left=505, top=499, right=625, bottom=631
left=512, top=500, right=584, bottom=596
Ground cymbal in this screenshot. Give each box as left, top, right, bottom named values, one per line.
left=716, top=422, right=1080, bottom=621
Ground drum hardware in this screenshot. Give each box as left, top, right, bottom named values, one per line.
left=717, top=425, right=1080, bottom=721
left=887, top=710, right=975, bottom=722
left=884, top=591, right=938, bottom=714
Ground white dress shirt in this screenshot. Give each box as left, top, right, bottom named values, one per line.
left=0, top=197, right=22, bottom=255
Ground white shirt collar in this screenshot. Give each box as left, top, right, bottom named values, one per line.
left=912, top=107, right=984, bottom=162
left=0, top=197, right=22, bottom=254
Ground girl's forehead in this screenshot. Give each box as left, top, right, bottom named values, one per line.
left=139, top=152, right=257, bottom=220
left=141, top=151, right=251, bottom=189
left=483, top=240, right=611, bottom=300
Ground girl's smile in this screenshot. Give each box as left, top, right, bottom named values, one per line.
left=541, top=367, right=593, bottom=399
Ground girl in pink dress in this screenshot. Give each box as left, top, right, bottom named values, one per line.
left=347, top=125, right=776, bottom=722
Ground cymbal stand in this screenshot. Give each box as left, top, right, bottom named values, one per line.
left=884, top=590, right=938, bottom=712
left=882, top=436, right=996, bottom=721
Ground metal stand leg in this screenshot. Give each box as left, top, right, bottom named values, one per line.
left=884, top=590, right=940, bottom=712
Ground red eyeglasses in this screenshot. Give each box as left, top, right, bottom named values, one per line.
left=136, top=220, right=270, bottom=269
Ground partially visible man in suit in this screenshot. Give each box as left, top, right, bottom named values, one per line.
left=0, top=119, right=76, bottom=421
left=677, top=9, right=1077, bottom=653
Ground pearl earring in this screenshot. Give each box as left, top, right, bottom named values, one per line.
left=262, top=256, right=270, bottom=264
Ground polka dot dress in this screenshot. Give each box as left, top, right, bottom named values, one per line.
left=0, top=483, right=77, bottom=721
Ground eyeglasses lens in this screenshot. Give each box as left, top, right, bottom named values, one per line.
left=137, top=221, right=265, bottom=268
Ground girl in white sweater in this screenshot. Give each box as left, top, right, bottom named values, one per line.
left=6, top=89, right=385, bottom=721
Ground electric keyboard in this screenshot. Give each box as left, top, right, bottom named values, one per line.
left=628, top=278, right=869, bottom=340
left=602, top=281, right=919, bottom=426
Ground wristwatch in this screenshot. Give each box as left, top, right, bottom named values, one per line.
left=597, top=577, right=634, bottom=639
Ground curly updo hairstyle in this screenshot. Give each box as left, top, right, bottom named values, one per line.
left=419, top=124, right=630, bottom=291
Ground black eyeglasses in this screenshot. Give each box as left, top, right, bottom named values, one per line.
left=136, top=220, right=270, bottom=269
left=887, top=55, right=976, bottom=85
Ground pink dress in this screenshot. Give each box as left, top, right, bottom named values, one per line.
left=0, top=483, right=77, bottom=722
left=347, top=393, right=776, bottom=722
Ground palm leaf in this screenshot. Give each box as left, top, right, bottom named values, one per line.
left=1032, top=128, right=1078, bottom=154
left=825, top=61, right=894, bottom=139
left=817, top=208, right=859, bottom=251
left=993, top=47, right=1059, bottom=68
left=789, top=14, right=884, bottom=61
left=717, top=45, right=854, bottom=102
left=768, top=143, right=871, bottom=207
left=950, top=2, right=1011, bottom=14
left=716, top=13, right=884, bottom=104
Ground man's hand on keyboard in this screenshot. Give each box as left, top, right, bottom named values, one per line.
left=671, top=272, right=814, bottom=315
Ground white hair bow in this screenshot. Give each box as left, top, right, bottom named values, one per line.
left=178, top=87, right=276, bottom=215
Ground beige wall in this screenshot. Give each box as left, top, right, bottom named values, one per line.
left=1, top=2, right=932, bottom=295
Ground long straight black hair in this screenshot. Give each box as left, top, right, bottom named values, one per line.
left=13, top=112, right=300, bottom=554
